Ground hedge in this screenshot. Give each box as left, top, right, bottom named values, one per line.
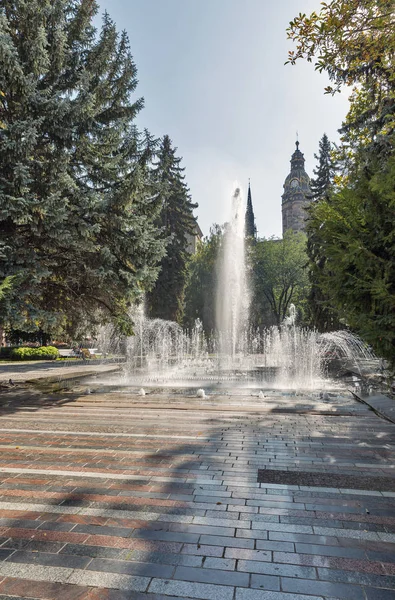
left=10, top=346, right=59, bottom=361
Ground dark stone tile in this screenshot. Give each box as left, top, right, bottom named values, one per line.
left=0, top=549, right=13, bottom=561
left=269, top=531, right=339, bottom=545
left=87, top=557, right=174, bottom=578
left=6, top=549, right=91, bottom=569
left=73, top=524, right=133, bottom=538
left=3, top=538, right=65, bottom=553
left=0, top=518, right=41, bottom=530
left=257, top=468, right=395, bottom=491
left=281, top=576, right=366, bottom=599
left=59, top=543, right=126, bottom=560
left=37, top=521, right=75, bottom=532
left=174, top=564, right=249, bottom=587
left=367, top=551, right=395, bottom=563
left=318, top=567, right=395, bottom=589
left=365, top=588, right=395, bottom=600
left=295, top=542, right=365, bottom=559
left=59, top=498, right=91, bottom=507
left=250, top=574, right=281, bottom=591
left=131, top=529, right=199, bottom=544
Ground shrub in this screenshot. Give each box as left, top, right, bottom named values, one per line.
left=11, top=346, right=59, bottom=361
left=0, top=346, right=18, bottom=359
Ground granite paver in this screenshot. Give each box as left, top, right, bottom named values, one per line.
left=0, top=383, right=393, bottom=598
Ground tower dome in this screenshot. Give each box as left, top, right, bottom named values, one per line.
left=282, top=141, right=311, bottom=235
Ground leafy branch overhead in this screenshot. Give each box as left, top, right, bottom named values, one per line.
left=286, top=1, right=395, bottom=139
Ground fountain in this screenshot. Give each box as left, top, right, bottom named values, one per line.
left=93, top=184, right=376, bottom=393
left=216, top=186, right=250, bottom=362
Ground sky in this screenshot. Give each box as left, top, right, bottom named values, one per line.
left=96, top=0, right=349, bottom=239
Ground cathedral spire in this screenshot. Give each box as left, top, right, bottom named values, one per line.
left=245, top=180, right=256, bottom=239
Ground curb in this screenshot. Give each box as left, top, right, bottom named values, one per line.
left=351, top=390, right=395, bottom=425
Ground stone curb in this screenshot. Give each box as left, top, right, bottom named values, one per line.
left=352, top=390, right=395, bottom=425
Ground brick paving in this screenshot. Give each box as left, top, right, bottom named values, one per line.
left=0, top=386, right=393, bottom=599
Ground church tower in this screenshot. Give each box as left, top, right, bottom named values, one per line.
left=282, top=141, right=311, bottom=235
left=245, top=180, right=256, bottom=239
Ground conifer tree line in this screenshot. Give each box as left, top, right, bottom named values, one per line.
left=0, top=0, right=197, bottom=340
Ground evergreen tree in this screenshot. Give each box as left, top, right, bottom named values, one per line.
left=0, top=1, right=165, bottom=337
left=309, top=134, right=336, bottom=201
left=146, top=135, right=197, bottom=323
left=245, top=182, right=256, bottom=239
left=183, top=225, right=223, bottom=334
left=306, top=133, right=341, bottom=330
left=306, top=135, right=395, bottom=364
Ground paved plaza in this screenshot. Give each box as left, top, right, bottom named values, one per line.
left=0, top=385, right=394, bottom=600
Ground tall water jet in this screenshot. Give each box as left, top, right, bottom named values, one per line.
left=216, top=185, right=250, bottom=361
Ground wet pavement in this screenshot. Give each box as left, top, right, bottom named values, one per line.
left=0, top=386, right=393, bottom=599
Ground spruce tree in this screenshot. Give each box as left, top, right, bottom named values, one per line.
left=146, top=135, right=197, bottom=323
left=306, top=133, right=341, bottom=331
left=0, top=1, right=165, bottom=337
left=245, top=182, right=256, bottom=240
left=309, top=133, right=336, bottom=201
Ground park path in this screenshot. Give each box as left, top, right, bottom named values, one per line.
left=0, top=387, right=393, bottom=599
left=0, top=362, right=120, bottom=383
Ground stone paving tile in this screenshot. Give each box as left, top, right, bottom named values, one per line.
left=235, top=589, right=324, bottom=600
left=5, top=550, right=91, bottom=569
left=281, top=576, right=366, bottom=599
left=86, top=557, right=174, bottom=578
left=199, top=534, right=254, bottom=549
left=181, top=543, right=224, bottom=557
left=250, top=573, right=281, bottom=591
left=203, top=557, right=235, bottom=571
left=174, top=564, right=249, bottom=587
left=148, top=578, right=234, bottom=600
left=365, top=589, right=395, bottom=600
left=0, top=388, right=394, bottom=599
left=237, top=559, right=318, bottom=579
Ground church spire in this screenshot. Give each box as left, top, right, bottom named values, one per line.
left=245, top=179, right=256, bottom=239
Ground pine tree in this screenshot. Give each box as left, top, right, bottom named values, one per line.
left=0, top=1, right=165, bottom=337
left=309, top=134, right=336, bottom=201
left=146, top=136, right=198, bottom=323
left=306, top=133, right=342, bottom=331
left=245, top=182, right=256, bottom=239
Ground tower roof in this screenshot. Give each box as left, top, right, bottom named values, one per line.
left=245, top=180, right=256, bottom=239
left=291, top=140, right=305, bottom=171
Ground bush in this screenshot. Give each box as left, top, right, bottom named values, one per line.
left=11, top=346, right=59, bottom=361
left=0, top=346, right=18, bottom=359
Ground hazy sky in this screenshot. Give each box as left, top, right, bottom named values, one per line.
left=96, top=0, right=349, bottom=238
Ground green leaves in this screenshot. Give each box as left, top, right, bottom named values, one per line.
left=0, top=0, right=166, bottom=337
left=306, top=136, right=395, bottom=363
left=251, top=232, right=310, bottom=327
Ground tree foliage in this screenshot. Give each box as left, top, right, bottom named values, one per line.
left=306, top=138, right=395, bottom=362
left=146, top=135, right=197, bottom=323
left=307, top=133, right=343, bottom=331
left=286, top=0, right=395, bottom=141
left=183, top=225, right=223, bottom=334
left=309, top=133, right=337, bottom=201
left=250, top=232, right=310, bottom=327
left=288, top=1, right=395, bottom=364
left=0, top=0, right=165, bottom=337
